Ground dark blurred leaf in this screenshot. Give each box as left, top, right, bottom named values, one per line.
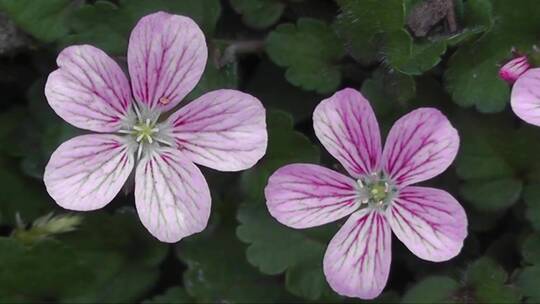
left=266, top=18, right=345, bottom=93
left=0, top=237, right=92, bottom=302
left=460, top=178, right=522, bottom=212
left=143, top=287, right=193, bottom=304
left=0, top=157, right=51, bottom=226
left=402, top=276, right=459, bottom=303
left=243, top=59, right=321, bottom=123
left=334, top=0, right=404, bottom=64
left=516, top=266, right=540, bottom=303
left=522, top=234, right=540, bottom=265
left=230, top=0, right=284, bottom=29
left=0, top=0, right=72, bottom=42
left=59, top=211, right=168, bottom=303
left=523, top=183, right=540, bottom=231
left=465, top=257, right=522, bottom=303
left=177, top=218, right=286, bottom=303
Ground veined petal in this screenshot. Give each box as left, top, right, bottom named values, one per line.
left=135, top=148, right=211, bottom=243
left=128, top=11, right=207, bottom=112
left=382, top=108, right=459, bottom=187
left=511, top=68, right=540, bottom=126
left=166, top=89, right=267, bottom=172
left=44, top=134, right=134, bottom=211
left=323, top=209, right=392, bottom=299
left=387, top=186, right=467, bottom=262
left=45, top=45, right=132, bottom=132
left=313, top=88, right=382, bottom=178
left=265, top=164, right=360, bottom=229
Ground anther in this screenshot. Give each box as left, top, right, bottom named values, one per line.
left=159, top=97, right=170, bottom=105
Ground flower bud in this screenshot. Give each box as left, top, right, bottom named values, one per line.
left=499, top=55, right=530, bottom=84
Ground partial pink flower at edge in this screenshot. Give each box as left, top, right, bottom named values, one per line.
left=499, top=55, right=530, bottom=84
left=43, top=11, right=268, bottom=243
left=264, top=88, right=467, bottom=299
left=511, top=68, right=540, bottom=127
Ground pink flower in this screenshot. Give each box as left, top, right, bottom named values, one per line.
left=265, top=88, right=467, bottom=299
left=499, top=55, right=530, bottom=84
left=43, top=12, right=267, bottom=243
left=511, top=68, right=540, bottom=126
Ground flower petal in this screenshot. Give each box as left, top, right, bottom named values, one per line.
left=313, top=88, right=382, bottom=178
left=382, top=108, right=459, bottom=187
left=511, top=68, right=540, bottom=126
left=265, top=164, right=360, bottom=229
left=128, top=11, right=207, bottom=112
left=45, top=45, right=132, bottom=132
left=323, top=209, right=392, bottom=299
left=135, top=148, right=211, bottom=243
left=387, top=186, right=467, bottom=262
left=44, top=134, right=134, bottom=211
left=166, top=89, right=267, bottom=171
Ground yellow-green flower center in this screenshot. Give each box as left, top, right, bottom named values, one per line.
left=369, top=182, right=388, bottom=202
left=133, top=118, right=159, bottom=144
left=357, top=173, right=397, bottom=210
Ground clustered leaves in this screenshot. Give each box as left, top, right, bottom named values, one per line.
left=0, top=0, right=540, bottom=302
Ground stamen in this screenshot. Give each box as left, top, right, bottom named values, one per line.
left=151, top=127, right=160, bottom=132
left=146, top=118, right=150, bottom=126
left=147, top=135, right=153, bottom=144
left=133, top=103, right=142, bottom=119
left=136, top=134, right=144, bottom=142
left=156, top=137, right=174, bottom=147
left=133, top=125, right=144, bottom=131
left=137, top=142, right=143, bottom=160
left=118, top=129, right=134, bottom=134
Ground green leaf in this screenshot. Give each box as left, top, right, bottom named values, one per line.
left=516, top=266, right=540, bottom=303
left=384, top=29, right=447, bottom=75
left=334, top=0, right=404, bottom=64
left=466, top=257, right=522, bottom=303
left=0, top=157, right=52, bottom=226
left=177, top=219, right=286, bottom=303
left=243, top=59, right=321, bottom=123
left=524, top=183, right=540, bottom=231
left=0, top=0, right=72, bottom=42
left=460, top=178, right=523, bottom=212
left=266, top=18, right=345, bottom=93
left=64, top=0, right=221, bottom=55
left=59, top=211, right=168, bottom=303
left=230, top=0, right=284, bottom=29
left=522, top=234, right=540, bottom=265
left=361, top=67, right=416, bottom=117
left=455, top=136, right=514, bottom=180
left=0, top=238, right=93, bottom=302
left=402, top=276, right=459, bottom=303
left=445, top=0, right=540, bottom=112
left=143, top=287, right=193, bottom=304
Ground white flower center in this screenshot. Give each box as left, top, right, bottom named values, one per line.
left=119, top=103, right=173, bottom=159
left=357, top=172, right=397, bottom=210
